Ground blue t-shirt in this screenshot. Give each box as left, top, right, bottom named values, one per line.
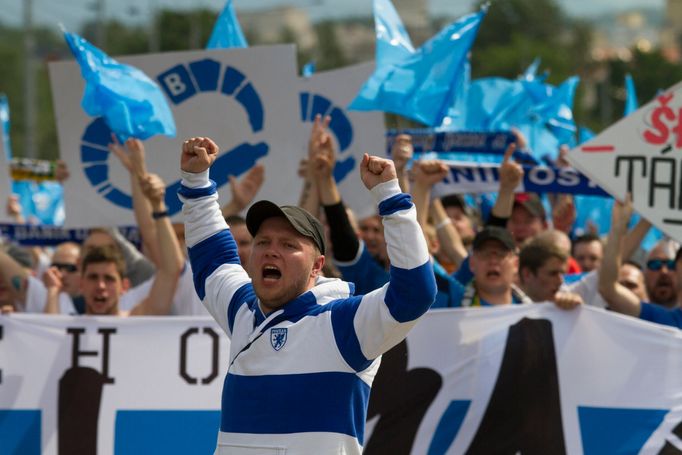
left=432, top=260, right=465, bottom=308
left=639, top=302, right=682, bottom=329
left=336, top=246, right=389, bottom=296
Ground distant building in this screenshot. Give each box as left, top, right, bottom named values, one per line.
left=662, top=0, right=682, bottom=61
left=332, top=20, right=375, bottom=64
left=239, top=6, right=316, bottom=52
left=588, top=9, right=660, bottom=62
left=393, top=0, right=430, bottom=46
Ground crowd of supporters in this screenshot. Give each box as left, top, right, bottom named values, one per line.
left=1, top=118, right=681, bottom=331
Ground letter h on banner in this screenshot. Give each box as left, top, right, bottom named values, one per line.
left=67, top=327, right=117, bottom=384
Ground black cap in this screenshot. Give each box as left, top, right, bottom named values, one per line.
left=246, top=201, right=326, bottom=254
left=472, top=226, right=516, bottom=252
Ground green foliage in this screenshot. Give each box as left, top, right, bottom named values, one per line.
left=314, top=21, right=348, bottom=71
left=0, top=2, right=675, bottom=157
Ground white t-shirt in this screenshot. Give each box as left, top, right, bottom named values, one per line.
left=24, top=276, right=77, bottom=314
left=564, top=270, right=608, bottom=309
left=119, top=261, right=207, bottom=315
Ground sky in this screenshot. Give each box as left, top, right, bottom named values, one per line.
left=0, top=0, right=666, bottom=33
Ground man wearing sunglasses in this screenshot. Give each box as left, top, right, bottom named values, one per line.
left=642, top=241, right=679, bottom=309
left=43, top=242, right=85, bottom=314
left=0, top=241, right=81, bottom=314
left=598, top=199, right=682, bottom=329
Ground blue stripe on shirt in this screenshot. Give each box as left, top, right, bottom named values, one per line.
left=188, top=230, right=240, bottom=300
left=227, top=283, right=256, bottom=333
left=178, top=180, right=217, bottom=199
left=221, top=371, right=370, bottom=444
left=384, top=261, right=437, bottom=322
left=329, top=296, right=373, bottom=372
left=378, top=193, right=412, bottom=216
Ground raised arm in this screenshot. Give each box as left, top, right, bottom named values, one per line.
left=130, top=173, right=183, bottom=316
left=221, top=164, right=265, bottom=218
left=334, top=155, right=436, bottom=361
left=0, top=248, right=30, bottom=306
left=430, top=197, right=468, bottom=267
left=623, top=217, right=652, bottom=261
left=178, top=137, right=252, bottom=335
left=489, top=143, right=521, bottom=225
left=597, top=196, right=641, bottom=317
left=391, top=133, right=413, bottom=193
left=42, top=266, right=63, bottom=314
left=411, top=160, right=467, bottom=267
left=311, top=114, right=362, bottom=262
left=109, top=136, right=160, bottom=266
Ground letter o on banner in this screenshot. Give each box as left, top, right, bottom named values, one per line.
left=528, top=167, right=556, bottom=186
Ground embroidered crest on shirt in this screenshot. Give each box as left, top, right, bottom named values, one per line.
left=270, top=328, right=288, bottom=351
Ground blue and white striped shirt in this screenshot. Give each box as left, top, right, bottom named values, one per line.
left=179, top=170, right=436, bottom=454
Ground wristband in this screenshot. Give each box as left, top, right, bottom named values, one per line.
left=152, top=210, right=169, bottom=219
left=435, top=218, right=452, bottom=231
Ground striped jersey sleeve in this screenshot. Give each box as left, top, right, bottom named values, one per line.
left=178, top=169, right=252, bottom=337
left=332, top=179, right=437, bottom=366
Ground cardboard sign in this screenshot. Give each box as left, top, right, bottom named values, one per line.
left=49, top=47, right=385, bottom=228
left=297, top=62, right=384, bottom=220
left=565, top=82, right=682, bottom=242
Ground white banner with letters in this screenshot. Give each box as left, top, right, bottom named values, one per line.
left=566, top=82, right=682, bottom=243
left=2, top=305, right=682, bottom=454
left=49, top=47, right=385, bottom=227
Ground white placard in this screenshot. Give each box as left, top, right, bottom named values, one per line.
left=49, top=46, right=302, bottom=227
left=296, top=62, right=385, bottom=220
left=566, top=82, right=682, bottom=242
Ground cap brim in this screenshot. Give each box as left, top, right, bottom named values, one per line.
left=246, top=200, right=288, bottom=238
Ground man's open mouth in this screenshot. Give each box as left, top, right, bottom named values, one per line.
left=262, top=265, right=282, bottom=281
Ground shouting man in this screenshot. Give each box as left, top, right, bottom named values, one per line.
left=178, top=137, right=436, bottom=454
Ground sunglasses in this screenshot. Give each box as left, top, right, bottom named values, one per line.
left=52, top=263, right=78, bottom=273
left=646, top=259, right=676, bottom=272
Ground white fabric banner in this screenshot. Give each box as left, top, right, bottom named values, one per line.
left=2, top=305, right=681, bottom=454
left=48, top=48, right=385, bottom=227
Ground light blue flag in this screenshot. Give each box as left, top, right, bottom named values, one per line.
left=538, top=76, right=580, bottom=148
left=0, top=94, right=12, bottom=160
left=207, top=0, right=248, bottom=49
left=624, top=73, right=638, bottom=116
left=578, top=126, right=595, bottom=144
left=349, top=5, right=486, bottom=126
left=12, top=180, right=65, bottom=225
left=521, top=58, right=541, bottom=81
left=64, top=31, right=176, bottom=140
left=438, top=57, right=471, bottom=130
left=374, top=0, right=414, bottom=65
left=302, top=60, right=316, bottom=78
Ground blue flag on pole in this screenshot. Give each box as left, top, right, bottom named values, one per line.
left=349, top=2, right=486, bottom=126
left=373, top=0, right=414, bottom=65
left=624, top=73, right=638, bottom=116
left=302, top=60, right=316, bottom=78
left=63, top=31, right=176, bottom=141
left=207, top=0, right=248, bottom=49
left=0, top=94, right=12, bottom=160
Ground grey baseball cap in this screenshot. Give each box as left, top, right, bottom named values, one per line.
left=246, top=201, right=326, bottom=255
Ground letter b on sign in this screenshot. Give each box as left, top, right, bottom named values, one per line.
left=158, top=65, right=197, bottom=105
